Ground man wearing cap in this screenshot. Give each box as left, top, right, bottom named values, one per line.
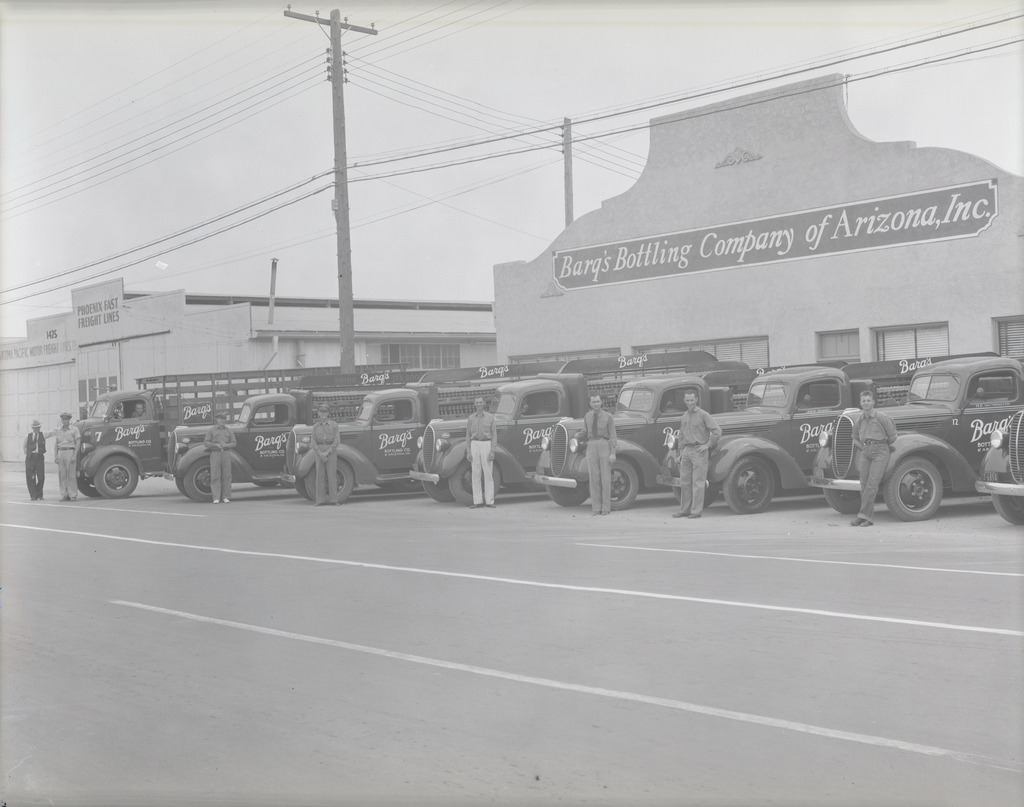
left=312, top=404, right=340, bottom=505
left=46, top=412, right=81, bottom=501
left=203, top=411, right=237, bottom=503
left=24, top=419, right=47, bottom=500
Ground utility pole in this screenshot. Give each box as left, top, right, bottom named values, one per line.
left=562, top=117, right=574, bottom=226
left=284, top=7, right=377, bottom=376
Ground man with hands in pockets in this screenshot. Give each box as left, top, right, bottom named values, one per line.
left=672, top=391, right=721, bottom=519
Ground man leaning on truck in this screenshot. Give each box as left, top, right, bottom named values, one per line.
left=584, top=394, right=617, bottom=515
left=850, top=388, right=897, bottom=527
left=312, top=404, right=341, bottom=505
left=672, top=391, right=721, bottom=519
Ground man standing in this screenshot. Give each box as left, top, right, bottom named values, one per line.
left=672, top=391, right=721, bottom=519
left=48, top=412, right=81, bottom=501
left=312, top=404, right=340, bottom=506
left=464, top=396, right=497, bottom=508
left=583, top=394, right=617, bottom=516
left=850, top=388, right=897, bottom=527
left=204, top=411, right=236, bottom=503
left=24, top=419, right=46, bottom=500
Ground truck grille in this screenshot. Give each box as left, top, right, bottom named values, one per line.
left=1009, top=410, right=1024, bottom=484
left=423, top=424, right=436, bottom=469
left=551, top=423, right=570, bottom=475
left=830, top=414, right=856, bottom=479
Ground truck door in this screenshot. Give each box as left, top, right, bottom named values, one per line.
left=505, top=389, right=562, bottom=469
left=115, top=397, right=164, bottom=473
left=236, top=402, right=292, bottom=473
left=790, top=379, right=844, bottom=470
left=369, top=398, right=420, bottom=473
left=956, top=371, right=1022, bottom=467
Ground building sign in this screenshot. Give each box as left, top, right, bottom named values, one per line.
left=0, top=313, right=76, bottom=370
left=553, top=180, right=998, bottom=290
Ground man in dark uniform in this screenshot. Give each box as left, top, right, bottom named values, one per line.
left=312, top=404, right=340, bottom=505
left=204, top=411, right=236, bottom=503
left=850, top=388, right=897, bottom=527
left=24, top=419, right=46, bottom=500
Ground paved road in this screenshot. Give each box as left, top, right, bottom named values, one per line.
left=2, top=464, right=1021, bottom=806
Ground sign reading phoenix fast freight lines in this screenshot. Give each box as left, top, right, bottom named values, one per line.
left=552, top=180, right=998, bottom=290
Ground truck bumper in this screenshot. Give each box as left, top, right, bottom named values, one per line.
left=975, top=480, right=1024, bottom=497
left=808, top=476, right=861, bottom=491
left=409, top=470, right=441, bottom=484
left=528, top=472, right=577, bottom=489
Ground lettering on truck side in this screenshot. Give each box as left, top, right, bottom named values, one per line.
left=379, top=429, right=415, bottom=456
left=182, top=403, right=212, bottom=420
left=113, top=424, right=152, bottom=450
left=970, top=414, right=1016, bottom=451
left=254, top=433, right=289, bottom=456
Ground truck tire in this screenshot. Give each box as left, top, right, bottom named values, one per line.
left=823, top=488, right=860, bottom=515
left=723, top=456, right=775, bottom=514
left=991, top=495, right=1024, bottom=525
left=300, top=461, right=356, bottom=504
left=182, top=459, right=214, bottom=503
left=882, top=457, right=942, bottom=521
left=93, top=456, right=140, bottom=499
left=448, top=460, right=503, bottom=507
left=547, top=485, right=589, bottom=508
left=174, top=475, right=187, bottom=496
left=422, top=480, right=455, bottom=502
left=609, top=459, right=639, bottom=511
left=77, top=477, right=102, bottom=498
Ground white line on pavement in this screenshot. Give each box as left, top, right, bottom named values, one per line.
left=577, top=543, right=1024, bottom=577
left=6, top=523, right=1021, bottom=638
left=111, top=599, right=1019, bottom=772
left=4, top=500, right=204, bottom=517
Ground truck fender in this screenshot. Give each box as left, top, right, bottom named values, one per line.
left=491, top=443, right=531, bottom=485
left=614, top=437, right=670, bottom=487
left=335, top=444, right=379, bottom=486
left=710, top=436, right=806, bottom=490
left=888, top=433, right=976, bottom=492
left=440, top=440, right=471, bottom=479
left=80, top=444, right=143, bottom=479
left=295, top=448, right=317, bottom=482
left=978, top=445, right=1009, bottom=478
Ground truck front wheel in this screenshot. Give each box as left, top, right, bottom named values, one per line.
left=77, top=477, right=102, bottom=498
left=609, top=460, right=639, bottom=510
left=94, top=457, right=140, bottom=499
left=822, top=488, right=860, bottom=515
left=547, top=485, right=589, bottom=507
left=883, top=457, right=942, bottom=521
left=723, top=456, right=775, bottom=514
left=992, top=495, right=1024, bottom=525
left=422, top=480, right=454, bottom=502
left=182, top=460, right=213, bottom=503
left=449, top=460, right=503, bottom=506
left=300, top=461, right=356, bottom=503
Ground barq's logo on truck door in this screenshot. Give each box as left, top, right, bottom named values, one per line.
left=523, top=425, right=554, bottom=452
left=969, top=414, right=1015, bottom=451
left=113, top=424, right=152, bottom=448
left=379, top=429, right=415, bottom=456
left=254, top=433, right=289, bottom=457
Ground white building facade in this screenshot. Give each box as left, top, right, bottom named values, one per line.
left=0, top=279, right=494, bottom=460
left=494, top=75, right=1023, bottom=369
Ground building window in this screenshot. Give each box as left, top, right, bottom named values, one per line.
left=817, top=330, right=859, bottom=362
left=997, top=317, right=1024, bottom=358
left=875, top=323, right=949, bottom=361
left=377, top=343, right=460, bottom=369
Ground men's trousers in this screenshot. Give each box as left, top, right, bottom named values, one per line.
left=209, top=448, right=233, bottom=501
left=26, top=454, right=45, bottom=499
left=857, top=443, right=890, bottom=520
left=469, top=439, right=494, bottom=505
left=678, top=445, right=710, bottom=515
left=586, top=438, right=612, bottom=514
left=315, top=450, right=338, bottom=505
left=56, top=450, right=77, bottom=500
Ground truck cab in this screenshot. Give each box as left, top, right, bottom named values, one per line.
left=285, top=385, right=441, bottom=503
left=411, top=373, right=590, bottom=506
left=812, top=356, right=1024, bottom=521
left=171, top=393, right=300, bottom=501
left=76, top=389, right=171, bottom=498
left=534, top=373, right=738, bottom=509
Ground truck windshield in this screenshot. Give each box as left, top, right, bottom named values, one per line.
left=908, top=374, right=961, bottom=403
left=236, top=404, right=250, bottom=424
left=90, top=399, right=112, bottom=419
left=356, top=400, right=375, bottom=422
left=495, top=393, right=517, bottom=418
left=745, top=380, right=789, bottom=409
left=617, top=387, right=654, bottom=413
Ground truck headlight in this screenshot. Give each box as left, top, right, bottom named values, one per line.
left=818, top=431, right=831, bottom=448
left=568, top=437, right=580, bottom=453
left=436, top=438, right=450, bottom=453
left=991, top=429, right=1004, bottom=449
left=416, top=435, right=423, bottom=449
left=541, top=435, right=550, bottom=450
left=666, top=434, right=677, bottom=450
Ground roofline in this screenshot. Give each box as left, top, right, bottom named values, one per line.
left=125, top=291, right=493, bottom=312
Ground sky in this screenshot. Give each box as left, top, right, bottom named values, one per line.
left=1, top=0, right=1022, bottom=339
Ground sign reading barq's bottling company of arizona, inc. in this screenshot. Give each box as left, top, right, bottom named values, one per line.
left=553, top=180, right=998, bottom=290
